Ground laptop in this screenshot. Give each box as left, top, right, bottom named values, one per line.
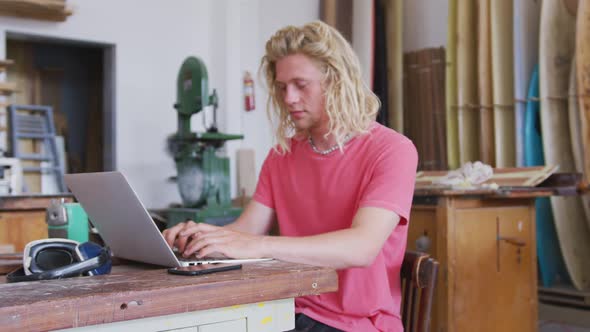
left=64, top=171, right=272, bottom=267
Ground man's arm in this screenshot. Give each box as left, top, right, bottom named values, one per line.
left=225, top=200, right=276, bottom=234
left=181, top=206, right=400, bottom=269
left=262, top=207, right=400, bottom=268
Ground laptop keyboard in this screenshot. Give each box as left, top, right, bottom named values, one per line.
left=174, top=252, right=230, bottom=262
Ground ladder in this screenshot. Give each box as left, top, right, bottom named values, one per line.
left=7, top=104, right=66, bottom=192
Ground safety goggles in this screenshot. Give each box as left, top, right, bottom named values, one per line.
left=7, top=239, right=112, bottom=283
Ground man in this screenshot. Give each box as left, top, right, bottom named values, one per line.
left=163, top=21, right=418, bottom=332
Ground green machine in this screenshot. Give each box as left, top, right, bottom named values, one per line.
left=166, top=56, right=244, bottom=227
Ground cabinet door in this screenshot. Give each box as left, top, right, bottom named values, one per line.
left=408, top=207, right=437, bottom=255
left=452, top=206, right=535, bottom=332
left=0, top=211, right=47, bottom=251
left=198, top=318, right=246, bottom=332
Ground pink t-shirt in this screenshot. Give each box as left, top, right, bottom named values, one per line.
left=253, top=122, right=418, bottom=332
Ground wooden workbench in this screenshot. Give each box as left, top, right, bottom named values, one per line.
left=0, top=260, right=338, bottom=332
left=409, top=186, right=569, bottom=332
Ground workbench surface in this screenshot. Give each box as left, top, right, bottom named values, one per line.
left=0, top=260, right=337, bottom=331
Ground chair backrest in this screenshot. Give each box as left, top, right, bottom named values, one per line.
left=400, top=250, right=439, bottom=332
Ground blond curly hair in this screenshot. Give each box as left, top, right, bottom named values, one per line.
left=260, top=20, right=380, bottom=153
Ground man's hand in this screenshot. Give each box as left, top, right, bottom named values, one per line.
left=163, top=221, right=268, bottom=259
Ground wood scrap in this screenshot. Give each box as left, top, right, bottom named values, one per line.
left=0, top=82, right=18, bottom=96
left=403, top=48, right=447, bottom=170
left=0, top=59, right=15, bottom=72
left=0, top=0, right=72, bottom=22
left=415, top=165, right=559, bottom=189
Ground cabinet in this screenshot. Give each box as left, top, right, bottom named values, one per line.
left=0, top=195, right=73, bottom=252
left=59, top=299, right=290, bottom=332
left=409, top=196, right=537, bottom=332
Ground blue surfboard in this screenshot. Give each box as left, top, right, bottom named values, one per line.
left=524, top=65, right=570, bottom=287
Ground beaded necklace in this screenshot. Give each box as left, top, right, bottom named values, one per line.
left=308, top=134, right=352, bottom=155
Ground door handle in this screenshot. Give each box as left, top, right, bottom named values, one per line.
left=497, top=236, right=526, bottom=247
left=496, top=218, right=527, bottom=271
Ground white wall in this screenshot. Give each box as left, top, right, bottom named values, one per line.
left=224, top=0, right=320, bottom=202
left=403, top=0, right=448, bottom=51
left=0, top=0, right=319, bottom=208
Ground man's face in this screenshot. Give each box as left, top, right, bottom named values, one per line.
left=274, top=53, right=328, bottom=133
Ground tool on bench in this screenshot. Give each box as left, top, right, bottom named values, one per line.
left=46, top=198, right=90, bottom=242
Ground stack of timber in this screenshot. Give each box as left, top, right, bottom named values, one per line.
left=403, top=47, right=447, bottom=171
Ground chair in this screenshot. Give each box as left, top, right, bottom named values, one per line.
left=401, top=250, right=439, bottom=332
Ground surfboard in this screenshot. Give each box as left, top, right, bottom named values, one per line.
left=457, top=0, right=478, bottom=164
left=446, top=0, right=459, bottom=169
left=524, top=65, right=571, bottom=288
left=514, top=0, right=541, bottom=167
left=568, top=55, right=590, bottom=242
left=576, top=0, right=590, bottom=230
left=540, top=0, right=590, bottom=291
left=491, top=0, right=515, bottom=167
left=477, top=0, right=494, bottom=166
left=570, top=61, right=585, bottom=174
left=385, top=0, right=403, bottom=134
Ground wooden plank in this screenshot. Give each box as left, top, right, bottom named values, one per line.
left=539, top=295, right=590, bottom=308
left=319, top=0, right=352, bottom=42
left=413, top=188, right=551, bottom=198
left=7, top=41, right=41, bottom=192
left=539, top=286, right=590, bottom=308
left=0, top=0, right=72, bottom=22
left=433, top=48, right=448, bottom=170
left=415, top=165, right=558, bottom=189
left=446, top=0, right=459, bottom=169
left=0, top=59, right=14, bottom=72
left=0, top=82, right=18, bottom=96
left=385, top=0, right=403, bottom=133
left=0, top=261, right=338, bottom=331
left=457, top=0, right=479, bottom=164
left=419, top=49, right=436, bottom=170
left=0, top=195, right=73, bottom=210
left=237, top=149, right=256, bottom=198
left=448, top=197, right=532, bottom=210
left=478, top=0, right=495, bottom=166
left=491, top=0, right=516, bottom=167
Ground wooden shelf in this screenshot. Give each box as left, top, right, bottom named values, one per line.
left=0, top=59, right=14, bottom=72
left=0, top=82, right=18, bottom=96
left=539, top=286, right=590, bottom=309
left=0, top=0, right=72, bottom=22
left=539, top=302, right=590, bottom=328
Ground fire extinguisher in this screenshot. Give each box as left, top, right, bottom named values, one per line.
left=244, top=71, right=255, bottom=111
